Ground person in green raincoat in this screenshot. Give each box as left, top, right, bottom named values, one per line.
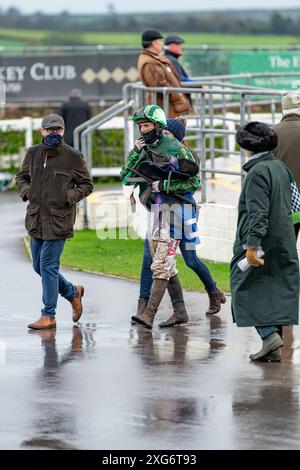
left=230, top=121, right=299, bottom=362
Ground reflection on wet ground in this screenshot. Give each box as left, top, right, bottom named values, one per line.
left=1, top=191, right=300, bottom=450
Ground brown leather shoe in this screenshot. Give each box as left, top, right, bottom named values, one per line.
left=28, top=329, right=56, bottom=342
left=28, top=316, right=56, bottom=330
left=71, top=285, right=84, bottom=322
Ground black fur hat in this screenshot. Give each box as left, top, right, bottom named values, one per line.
left=236, top=121, right=278, bottom=153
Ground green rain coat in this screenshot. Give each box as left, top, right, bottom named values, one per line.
left=230, top=152, right=299, bottom=327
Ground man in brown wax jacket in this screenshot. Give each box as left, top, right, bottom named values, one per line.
left=16, top=113, right=93, bottom=330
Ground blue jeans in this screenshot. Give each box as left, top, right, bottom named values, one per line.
left=30, top=237, right=76, bottom=318
left=256, top=326, right=283, bottom=339
left=139, top=238, right=216, bottom=299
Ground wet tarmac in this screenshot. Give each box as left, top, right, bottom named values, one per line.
left=1, top=190, right=300, bottom=450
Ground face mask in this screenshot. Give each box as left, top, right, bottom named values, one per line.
left=142, top=127, right=162, bottom=145
left=43, top=133, right=63, bottom=148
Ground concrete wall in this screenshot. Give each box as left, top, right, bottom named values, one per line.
left=196, top=203, right=237, bottom=263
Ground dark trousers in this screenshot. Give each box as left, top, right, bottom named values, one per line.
left=139, top=238, right=216, bottom=299
left=30, top=237, right=76, bottom=318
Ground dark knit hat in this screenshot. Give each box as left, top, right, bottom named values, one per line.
left=166, top=117, right=186, bottom=142
left=236, top=121, right=278, bottom=153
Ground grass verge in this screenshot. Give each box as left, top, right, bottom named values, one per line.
left=24, top=229, right=230, bottom=292
left=53, top=229, right=230, bottom=293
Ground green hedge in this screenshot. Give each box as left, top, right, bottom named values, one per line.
left=92, top=129, right=124, bottom=167
left=0, top=129, right=124, bottom=172
left=0, top=130, right=26, bottom=155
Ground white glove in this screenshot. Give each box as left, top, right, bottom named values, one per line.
left=151, top=181, right=160, bottom=192
left=133, top=137, right=146, bottom=152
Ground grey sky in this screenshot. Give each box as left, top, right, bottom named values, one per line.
left=1, top=0, right=300, bottom=14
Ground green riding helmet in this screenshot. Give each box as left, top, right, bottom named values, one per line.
left=133, top=105, right=167, bottom=128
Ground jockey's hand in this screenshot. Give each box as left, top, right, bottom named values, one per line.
left=133, top=137, right=146, bottom=153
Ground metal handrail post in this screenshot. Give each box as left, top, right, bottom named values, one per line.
left=271, top=98, right=276, bottom=125
left=81, top=101, right=134, bottom=164
left=162, top=89, right=169, bottom=118
left=74, top=99, right=125, bottom=151
left=193, top=92, right=202, bottom=192
left=80, top=100, right=134, bottom=228
left=208, top=93, right=215, bottom=178
left=81, top=101, right=134, bottom=155
left=199, top=92, right=207, bottom=204
left=132, top=90, right=140, bottom=145
left=137, top=87, right=144, bottom=108
left=200, top=132, right=207, bottom=204
left=151, top=91, right=157, bottom=105
left=123, top=83, right=131, bottom=160
left=80, top=131, right=89, bottom=229
left=221, top=81, right=229, bottom=157
left=87, top=132, right=93, bottom=171
left=246, top=99, right=252, bottom=122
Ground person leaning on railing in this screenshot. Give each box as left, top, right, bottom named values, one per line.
left=137, top=30, right=192, bottom=118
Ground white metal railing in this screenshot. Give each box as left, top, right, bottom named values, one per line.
left=73, top=99, right=134, bottom=227
left=122, top=80, right=292, bottom=202
left=1, top=72, right=298, bottom=204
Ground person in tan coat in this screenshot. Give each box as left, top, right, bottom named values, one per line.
left=273, top=93, right=300, bottom=239
left=137, top=30, right=191, bottom=118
